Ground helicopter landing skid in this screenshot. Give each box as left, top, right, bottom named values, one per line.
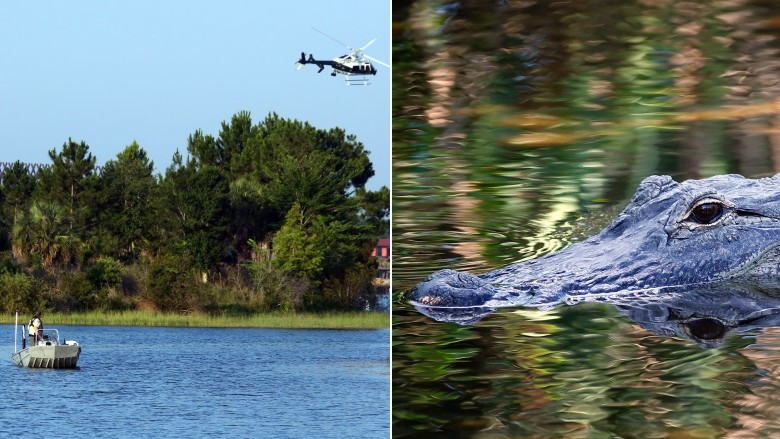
left=344, top=76, right=371, bottom=86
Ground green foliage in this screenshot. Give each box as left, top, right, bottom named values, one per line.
left=159, top=164, right=230, bottom=271
left=0, top=251, right=21, bottom=275
left=0, top=272, right=40, bottom=313
left=220, top=111, right=255, bottom=174
left=187, top=130, right=219, bottom=168
left=313, top=216, right=374, bottom=279
left=12, top=201, right=85, bottom=268
left=272, top=203, right=323, bottom=280
left=39, top=139, right=98, bottom=241
left=244, top=239, right=306, bottom=312
left=251, top=115, right=374, bottom=220
left=58, top=272, right=103, bottom=311
left=357, top=186, right=390, bottom=236
left=322, top=262, right=377, bottom=310
left=228, top=177, right=277, bottom=254
left=1, top=161, right=37, bottom=226
left=88, top=257, right=124, bottom=290
left=0, top=111, right=388, bottom=313
left=145, top=254, right=200, bottom=312
left=98, top=142, right=157, bottom=258
left=189, top=111, right=256, bottom=172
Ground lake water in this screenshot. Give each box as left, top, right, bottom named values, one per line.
left=0, top=325, right=389, bottom=438
left=394, top=1, right=780, bottom=437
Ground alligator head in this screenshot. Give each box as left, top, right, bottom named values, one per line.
left=409, top=174, right=780, bottom=315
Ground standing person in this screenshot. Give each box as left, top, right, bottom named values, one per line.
left=28, top=312, right=42, bottom=346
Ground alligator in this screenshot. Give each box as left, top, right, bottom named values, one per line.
left=408, top=173, right=780, bottom=326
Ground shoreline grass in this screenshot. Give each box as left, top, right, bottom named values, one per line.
left=1, top=310, right=390, bottom=330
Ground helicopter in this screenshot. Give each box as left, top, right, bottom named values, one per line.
left=296, top=28, right=389, bottom=85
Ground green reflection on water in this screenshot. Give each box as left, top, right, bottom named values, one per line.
left=393, top=303, right=758, bottom=437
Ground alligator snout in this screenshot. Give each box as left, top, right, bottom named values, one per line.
left=407, top=269, right=507, bottom=324
left=408, top=269, right=497, bottom=307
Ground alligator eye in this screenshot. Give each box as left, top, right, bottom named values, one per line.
left=688, top=202, right=724, bottom=224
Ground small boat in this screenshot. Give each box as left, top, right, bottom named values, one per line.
left=11, top=313, right=81, bottom=369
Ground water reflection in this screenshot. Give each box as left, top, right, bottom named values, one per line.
left=394, top=301, right=767, bottom=437
left=412, top=283, right=780, bottom=348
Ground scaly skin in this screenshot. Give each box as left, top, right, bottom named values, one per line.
left=409, top=174, right=780, bottom=312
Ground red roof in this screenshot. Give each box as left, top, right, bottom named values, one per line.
left=376, top=238, right=390, bottom=247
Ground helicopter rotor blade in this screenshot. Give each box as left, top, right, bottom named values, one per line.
left=312, top=27, right=352, bottom=51
left=359, top=38, right=377, bottom=52
left=364, top=54, right=390, bottom=68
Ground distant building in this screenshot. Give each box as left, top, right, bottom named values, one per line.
left=372, top=237, right=390, bottom=259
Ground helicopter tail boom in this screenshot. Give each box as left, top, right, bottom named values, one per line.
left=296, top=52, right=333, bottom=74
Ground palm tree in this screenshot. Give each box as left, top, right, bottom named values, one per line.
left=12, top=201, right=85, bottom=268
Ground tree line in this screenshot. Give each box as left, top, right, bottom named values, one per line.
left=0, top=111, right=389, bottom=314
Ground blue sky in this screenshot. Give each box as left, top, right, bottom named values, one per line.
left=0, top=1, right=390, bottom=190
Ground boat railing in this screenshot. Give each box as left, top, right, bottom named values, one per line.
left=36, top=329, right=60, bottom=346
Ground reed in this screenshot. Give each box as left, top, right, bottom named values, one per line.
left=3, top=310, right=389, bottom=330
